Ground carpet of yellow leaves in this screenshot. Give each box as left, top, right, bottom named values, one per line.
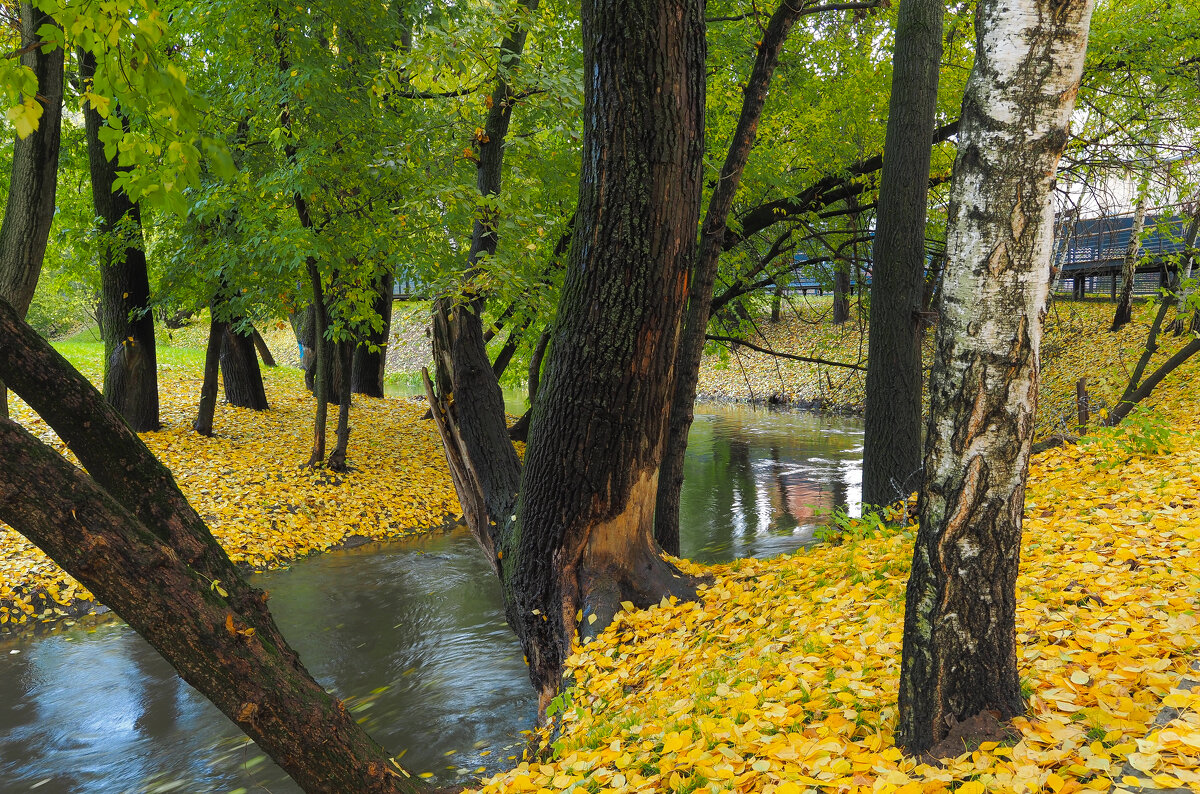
left=0, top=365, right=460, bottom=628
left=476, top=352, right=1200, bottom=792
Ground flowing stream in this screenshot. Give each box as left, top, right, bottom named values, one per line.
left=0, top=403, right=862, bottom=793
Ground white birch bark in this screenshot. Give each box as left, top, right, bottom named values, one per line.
left=898, top=0, right=1095, bottom=755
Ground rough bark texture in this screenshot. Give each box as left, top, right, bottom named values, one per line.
left=0, top=300, right=427, bottom=793
left=80, top=52, right=159, bottom=432
left=351, top=273, right=394, bottom=397
left=655, top=0, right=813, bottom=556
left=220, top=326, right=269, bottom=410
left=510, top=0, right=707, bottom=708
left=861, top=0, right=944, bottom=509
left=193, top=315, right=227, bottom=436
left=1111, top=196, right=1146, bottom=332
left=898, top=0, right=1094, bottom=755
left=0, top=4, right=65, bottom=417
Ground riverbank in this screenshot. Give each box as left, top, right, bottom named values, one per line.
left=477, top=354, right=1200, bottom=793
left=0, top=361, right=460, bottom=629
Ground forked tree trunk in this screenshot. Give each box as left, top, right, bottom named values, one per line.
left=81, top=51, right=159, bottom=432
left=0, top=3, right=64, bottom=419
left=861, top=0, right=943, bottom=509
left=220, top=326, right=269, bottom=410
left=251, top=328, right=277, bottom=367
left=655, top=0, right=817, bottom=555
left=898, top=0, right=1094, bottom=756
left=0, top=300, right=427, bottom=794
left=1111, top=196, right=1146, bottom=331
left=351, top=273, right=394, bottom=397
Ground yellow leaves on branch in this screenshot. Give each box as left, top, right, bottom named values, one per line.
left=0, top=368, right=460, bottom=627
left=480, top=348, right=1200, bottom=793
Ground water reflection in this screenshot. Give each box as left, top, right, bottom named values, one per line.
left=678, top=404, right=862, bottom=564
left=0, top=402, right=862, bottom=793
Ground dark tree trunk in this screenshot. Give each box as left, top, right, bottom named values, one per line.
left=833, top=197, right=861, bottom=325
left=81, top=52, right=159, bottom=432
left=351, top=273, right=394, bottom=397
left=193, top=315, right=227, bottom=436
left=220, top=326, right=269, bottom=410
left=860, top=0, right=944, bottom=509
left=305, top=259, right=331, bottom=468
left=1111, top=197, right=1146, bottom=331
left=770, top=283, right=783, bottom=322
left=0, top=299, right=428, bottom=793
left=507, top=329, right=550, bottom=442
left=251, top=328, right=277, bottom=367
left=656, top=0, right=814, bottom=556
left=898, top=0, right=1093, bottom=755
left=509, top=0, right=707, bottom=708
left=0, top=3, right=64, bottom=418
left=328, top=341, right=353, bottom=471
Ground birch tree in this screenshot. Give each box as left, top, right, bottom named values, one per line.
left=897, top=0, right=1095, bottom=755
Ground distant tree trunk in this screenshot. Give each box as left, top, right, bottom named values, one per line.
left=328, top=341, right=353, bottom=471
left=251, top=328, right=277, bottom=367
left=80, top=51, right=159, bottom=432
left=861, top=0, right=943, bottom=509
left=351, top=273, right=393, bottom=397
left=220, top=326, right=269, bottom=410
left=655, top=0, right=815, bottom=555
left=304, top=258, right=331, bottom=468
left=833, top=196, right=861, bottom=325
left=770, top=283, right=783, bottom=322
left=0, top=300, right=429, bottom=793
left=0, top=3, right=64, bottom=419
left=193, top=314, right=227, bottom=436
left=1111, top=196, right=1146, bottom=331
left=898, top=0, right=1093, bottom=756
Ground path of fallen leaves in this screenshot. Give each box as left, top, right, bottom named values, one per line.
left=475, top=346, right=1200, bottom=792
left=0, top=363, right=460, bottom=628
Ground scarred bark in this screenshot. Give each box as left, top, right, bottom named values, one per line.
left=0, top=299, right=428, bottom=793
left=861, top=0, right=943, bottom=509
left=898, top=0, right=1094, bottom=755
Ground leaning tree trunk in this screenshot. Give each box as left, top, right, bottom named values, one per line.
left=80, top=51, right=159, bottom=432
left=1111, top=195, right=1146, bottom=331
left=220, top=325, right=269, bottom=410
left=0, top=3, right=64, bottom=419
left=861, top=0, right=944, bottom=509
left=0, top=299, right=427, bottom=794
left=251, top=328, right=277, bottom=367
left=654, top=0, right=815, bottom=556
left=509, top=0, right=707, bottom=708
left=897, top=0, right=1094, bottom=756
left=351, top=273, right=394, bottom=397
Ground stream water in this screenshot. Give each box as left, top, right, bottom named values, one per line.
left=0, top=403, right=862, bottom=793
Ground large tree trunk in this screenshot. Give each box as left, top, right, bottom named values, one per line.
left=655, top=0, right=816, bottom=556
left=220, top=325, right=269, bottom=410
left=0, top=299, right=427, bottom=793
left=351, top=273, right=394, bottom=397
left=1111, top=196, right=1146, bottom=331
left=80, top=51, right=159, bottom=432
left=510, top=0, right=707, bottom=708
left=860, top=0, right=944, bottom=509
left=0, top=3, right=64, bottom=418
left=897, top=0, right=1093, bottom=756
